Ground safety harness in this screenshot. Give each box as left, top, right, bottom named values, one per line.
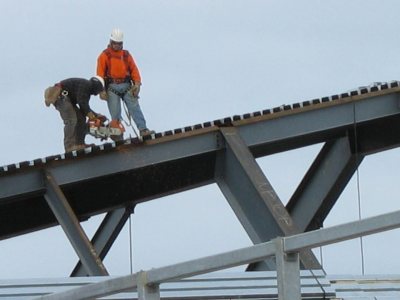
left=102, top=48, right=139, bottom=138
left=102, top=48, right=132, bottom=85
left=102, top=48, right=133, bottom=97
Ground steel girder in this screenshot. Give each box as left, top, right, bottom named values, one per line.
left=1, top=87, right=400, bottom=275
left=215, top=127, right=320, bottom=270
left=71, top=206, right=134, bottom=277
left=287, top=136, right=364, bottom=232
left=3, top=91, right=400, bottom=203
left=44, top=171, right=108, bottom=276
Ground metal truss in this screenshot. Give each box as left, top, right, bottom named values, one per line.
left=1, top=82, right=400, bottom=276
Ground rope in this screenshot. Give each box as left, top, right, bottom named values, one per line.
left=352, top=102, right=365, bottom=275
left=305, top=245, right=326, bottom=298
left=129, top=214, right=133, bottom=274
left=108, top=87, right=139, bottom=138
left=319, top=246, right=324, bottom=269
left=122, top=101, right=139, bottom=139
left=308, top=102, right=366, bottom=296
left=356, top=167, right=365, bottom=275
left=309, top=268, right=327, bottom=299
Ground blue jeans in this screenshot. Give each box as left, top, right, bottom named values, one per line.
left=107, top=82, right=147, bottom=130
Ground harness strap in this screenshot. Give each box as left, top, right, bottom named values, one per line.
left=103, top=48, right=131, bottom=83
left=108, top=86, right=128, bottom=98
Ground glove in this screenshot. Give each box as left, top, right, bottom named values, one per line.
left=96, top=113, right=108, bottom=123
left=87, top=112, right=107, bottom=128
left=99, top=90, right=108, bottom=101
left=130, top=82, right=141, bottom=98
left=87, top=111, right=97, bottom=121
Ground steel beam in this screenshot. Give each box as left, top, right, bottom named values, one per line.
left=239, top=92, right=400, bottom=152
left=285, top=209, right=400, bottom=251
left=37, top=241, right=278, bottom=300
left=287, top=137, right=363, bottom=231
left=0, top=130, right=220, bottom=201
left=3, top=92, right=400, bottom=202
left=39, top=208, right=400, bottom=300
left=49, top=130, right=220, bottom=187
left=0, top=171, right=44, bottom=199
left=215, top=127, right=319, bottom=270
left=37, top=274, right=139, bottom=300
left=43, top=171, right=108, bottom=276
left=2, top=89, right=400, bottom=241
left=71, top=206, right=133, bottom=276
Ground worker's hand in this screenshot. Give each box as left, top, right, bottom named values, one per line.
left=96, top=113, right=108, bottom=123
left=130, top=82, right=141, bottom=98
left=99, top=90, right=108, bottom=101
left=87, top=111, right=97, bottom=121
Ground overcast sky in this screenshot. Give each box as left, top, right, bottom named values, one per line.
left=1, top=0, right=400, bottom=279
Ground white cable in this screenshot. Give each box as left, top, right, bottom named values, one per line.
left=353, top=103, right=365, bottom=275
left=129, top=214, right=133, bottom=274
left=122, top=101, right=139, bottom=138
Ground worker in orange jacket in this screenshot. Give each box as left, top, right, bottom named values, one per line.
left=97, top=28, right=153, bottom=139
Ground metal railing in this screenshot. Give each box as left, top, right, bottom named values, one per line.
left=37, top=209, right=400, bottom=300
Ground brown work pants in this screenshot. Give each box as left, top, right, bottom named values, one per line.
left=54, top=97, right=87, bottom=152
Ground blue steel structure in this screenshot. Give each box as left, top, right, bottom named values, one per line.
left=1, top=81, right=400, bottom=279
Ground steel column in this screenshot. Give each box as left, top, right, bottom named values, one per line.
left=215, top=127, right=319, bottom=270
left=137, top=271, right=160, bottom=300
left=71, top=206, right=133, bottom=276
left=43, top=171, right=108, bottom=276
left=275, top=237, right=301, bottom=300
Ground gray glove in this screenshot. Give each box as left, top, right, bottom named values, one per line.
left=130, top=82, right=141, bottom=98
left=99, top=90, right=108, bottom=101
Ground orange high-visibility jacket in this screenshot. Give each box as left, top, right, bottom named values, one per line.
left=97, top=47, right=141, bottom=83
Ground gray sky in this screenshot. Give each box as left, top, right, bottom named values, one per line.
left=1, top=0, right=400, bottom=279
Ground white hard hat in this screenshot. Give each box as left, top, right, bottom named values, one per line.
left=91, top=75, right=105, bottom=88
left=110, top=28, right=123, bottom=42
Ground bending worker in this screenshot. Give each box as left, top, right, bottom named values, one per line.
left=97, top=28, right=153, bottom=139
left=44, top=76, right=106, bottom=152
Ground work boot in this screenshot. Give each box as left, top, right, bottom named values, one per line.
left=111, top=134, right=124, bottom=142
left=109, top=120, right=125, bottom=141
left=139, top=128, right=155, bottom=137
